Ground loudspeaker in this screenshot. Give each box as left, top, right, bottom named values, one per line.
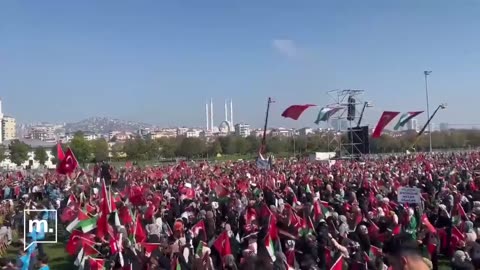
left=347, top=96, right=356, bottom=121
left=347, top=126, right=370, bottom=155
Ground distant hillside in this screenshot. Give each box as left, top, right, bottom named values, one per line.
left=65, top=117, right=153, bottom=133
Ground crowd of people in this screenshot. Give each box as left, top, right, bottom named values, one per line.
left=1, top=152, right=480, bottom=270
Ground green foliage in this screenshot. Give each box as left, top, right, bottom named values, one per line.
left=208, top=139, right=223, bottom=156
left=266, top=137, right=288, bottom=154
left=91, top=138, right=109, bottom=162
left=157, top=138, right=177, bottom=158
left=175, top=137, right=206, bottom=158
left=0, top=146, right=6, bottom=162
left=235, top=136, right=251, bottom=155
left=219, top=136, right=237, bottom=155
left=69, top=132, right=92, bottom=164
left=34, top=147, right=48, bottom=165
left=9, top=140, right=30, bottom=166
left=246, top=135, right=261, bottom=153
left=111, top=142, right=124, bottom=160
left=115, top=130, right=480, bottom=161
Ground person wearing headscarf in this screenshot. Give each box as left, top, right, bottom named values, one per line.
left=273, top=252, right=287, bottom=270
left=464, top=221, right=477, bottom=246
left=452, top=250, right=474, bottom=270
left=338, top=215, right=349, bottom=238
left=356, top=225, right=371, bottom=255
left=205, top=211, right=216, bottom=240
left=405, top=208, right=417, bottom=240
left=224, top=254, right=238, bottom=270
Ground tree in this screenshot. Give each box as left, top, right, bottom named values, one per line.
left=34, top=147, right=48, bottom=165
left=9, top=140, right=30, bottom=166
left=175, top=138, right=206, bottom=159
left=144, top=139, right=160, bottom=160
left=123, top=137, right=148, bottom=160
left=91, top=138, right=109, bottom=162
left=208, top=139, right=223, bottom=156
left=246, top=135, right=261, bottom=154
left=266, top=137, right=288, bottom=154
left=159, top=138, right=177, bottom=158
left=235, top=136, right=250, bottom=155
left=219, top=136, right=237, bottom=155
left=111, top=143, right=125, bottom=161
left=69, top=131, right=92, bottom=164
left=0, top=146, right=6, bottom=163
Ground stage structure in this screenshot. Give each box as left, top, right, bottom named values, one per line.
left=325, top=89, right=370, bottom=160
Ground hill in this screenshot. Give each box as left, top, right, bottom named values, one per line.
left=64, top=117, right=153, bottom=133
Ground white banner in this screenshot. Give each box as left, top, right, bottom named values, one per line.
left=398, top=187, right=421, bottom=204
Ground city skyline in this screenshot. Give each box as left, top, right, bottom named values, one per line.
left=2, top=1, right=480, bottom=128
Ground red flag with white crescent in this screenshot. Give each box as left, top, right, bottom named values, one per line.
left=372, top=111, right=400, bottom=138
left=56, top=148, right=78, bottom=175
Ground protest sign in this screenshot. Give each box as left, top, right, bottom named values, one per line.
left=398, top=187, right=421, bottom=204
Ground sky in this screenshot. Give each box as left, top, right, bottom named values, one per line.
left=2, top=0, right=480, bottom=129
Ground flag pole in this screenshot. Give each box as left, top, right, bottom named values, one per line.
left=260, top=97, right=273, bottom=154
left=410, top=104, right=446, bottom=151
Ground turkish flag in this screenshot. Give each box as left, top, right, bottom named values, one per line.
left=281, top=104, right=316, bottom=120
left=330, top=255, right=344, bottom=270
left=89, top=258, right=105, bottom=270
left=213, top=231, right=232, bottom=257
left=57, top=142, right=65, bottom=161
left=56, top=148, right=79, bottom=175
left=372, top=111, right=400, bottom=138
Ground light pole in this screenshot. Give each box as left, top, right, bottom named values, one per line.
left=424, top=71, right=432, bottom=152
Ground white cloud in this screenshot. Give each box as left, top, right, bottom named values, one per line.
left=272, top=39, right=299, bottom=58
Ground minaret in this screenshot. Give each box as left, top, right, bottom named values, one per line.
left=0, top=98, right=3, bottom=143
left=230, top=99, right=233, bottom=126
left=205, top=102, right=209, bottom=131
left=224, top=100, right=228, bottom=122
left=210, top=99, right=214, bottom=131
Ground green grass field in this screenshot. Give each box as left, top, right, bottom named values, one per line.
left=3, top=242, right=71, bottom=270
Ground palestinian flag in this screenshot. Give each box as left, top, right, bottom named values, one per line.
left=265, top=216, right=279, bottom=262
left=265, top=232, right=276, bottom=262
left=321, top=202, right=331, bottom=218
left=393, top=111, right=423, bottom=130
left=369, top=245, right=382, bottom=260
left=315, top=107, right=342, bottom=124
left=73, top=248, right=85, bottom=268
left=78, top=217, right=98, bottom=233
left=196, top=241, right=206, bottom=257
left=66, top=209, right=90, bottom=233
left=299, top=216, right=316, bottom=237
